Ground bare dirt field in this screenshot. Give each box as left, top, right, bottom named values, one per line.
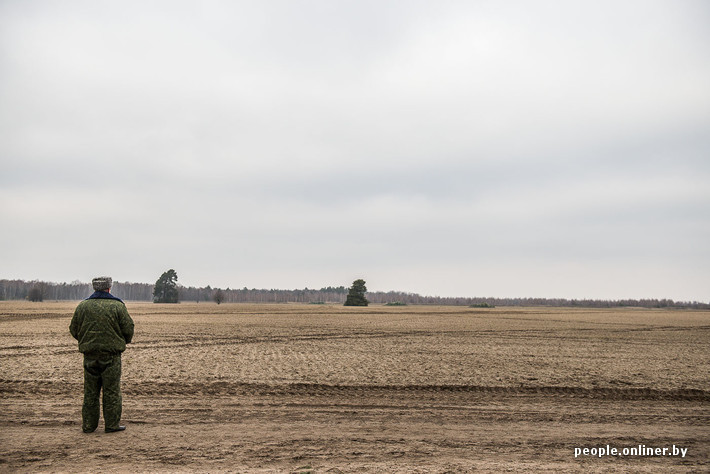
left=1, top=301, right=708, bottom=472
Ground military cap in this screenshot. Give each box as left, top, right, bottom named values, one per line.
left=92, top=276, right=112, bottom=291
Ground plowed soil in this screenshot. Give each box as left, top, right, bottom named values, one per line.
left=1, top=302, right=708, bottom=472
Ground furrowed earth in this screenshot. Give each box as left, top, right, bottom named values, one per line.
left=1, top=301, right=708, bottom=472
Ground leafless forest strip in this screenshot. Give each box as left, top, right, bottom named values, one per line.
left=3, top=278, right=709, bottom=308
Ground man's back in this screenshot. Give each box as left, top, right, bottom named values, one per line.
left=70, top=297, right=134, bottom=354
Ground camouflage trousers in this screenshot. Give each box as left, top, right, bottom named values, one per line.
left=82, top=353, right=122, bottom=432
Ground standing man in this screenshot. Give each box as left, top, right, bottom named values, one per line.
left=70, top=276, right=134, bottom=433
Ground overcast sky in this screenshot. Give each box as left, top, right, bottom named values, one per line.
left=1, top=0, right=709, bottom=301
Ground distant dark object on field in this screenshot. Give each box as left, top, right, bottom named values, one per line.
left=213, top=288, right=225, bottom=305
left=385, top=302, right=407, bottom=306
left=344, top=279, right=369, bottom=306
left=470, top=302, right=495, bottom=308
left=153, top=269, right=179, bottom=303
left=28, top=283, right=45, bottom=302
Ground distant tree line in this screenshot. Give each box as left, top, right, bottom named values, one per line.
left=0, top=279, right=153, bottom=302
left=177, top=285, right=351, bottom=304
left=1, top=279, right=708, bottom=309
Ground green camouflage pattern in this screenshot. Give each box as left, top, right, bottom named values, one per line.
left=70, top=298, right=134, bottom=354
left=70, top=296, right=133, bottom=432
left=82, top=354, right=122, bottom=432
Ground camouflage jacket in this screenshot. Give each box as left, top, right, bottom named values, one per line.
left=70, top=292, right=134, bottom=354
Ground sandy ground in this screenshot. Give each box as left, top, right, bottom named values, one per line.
left=1, top=302, right=708, bottom=472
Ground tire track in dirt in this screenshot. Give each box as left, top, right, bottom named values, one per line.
left=4, top=323, right=705, bottom=357
left=1, top=379, right=707, bottom=401
left=0, top=312, right=73, bottom=322
left=0, top=332, right=391, bottom=357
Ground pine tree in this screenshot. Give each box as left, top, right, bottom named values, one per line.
left=153, top=269, right=179, bottom=303
left=344, top=279, right=369, bottom=306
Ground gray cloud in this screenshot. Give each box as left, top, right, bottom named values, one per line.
left=1, top=0, right=709, bottom=300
